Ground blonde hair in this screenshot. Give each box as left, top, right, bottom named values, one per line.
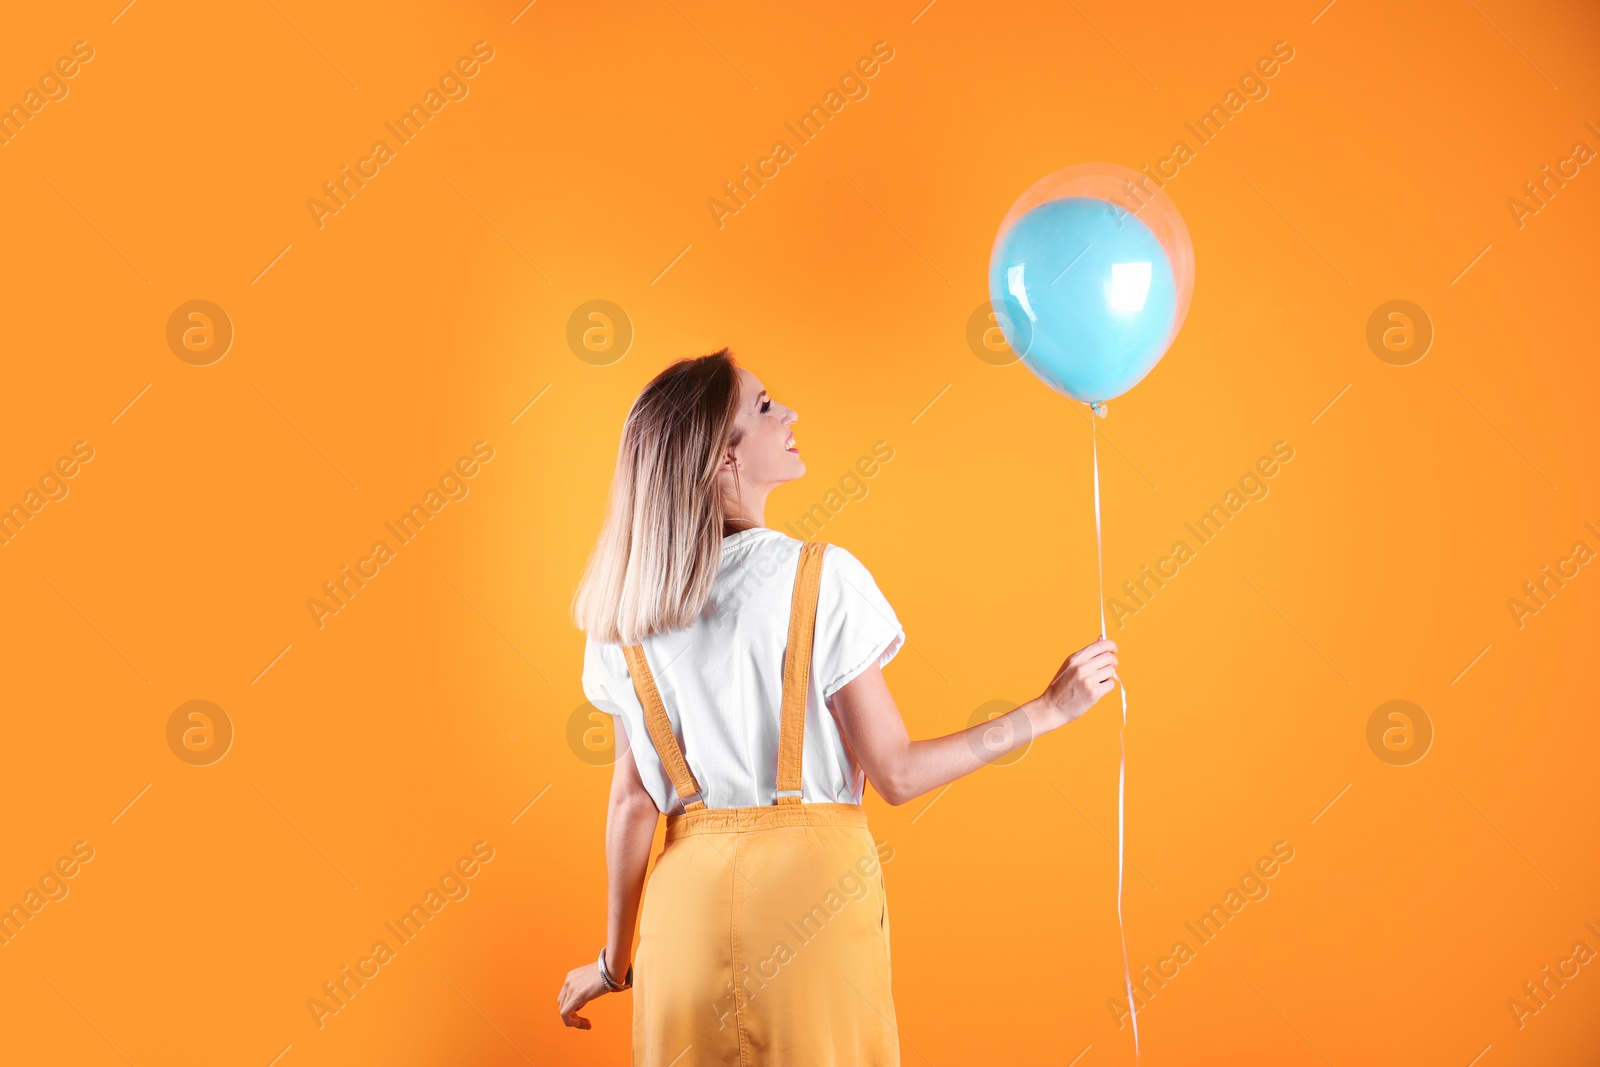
left=572, top=348, right=746, bottom=645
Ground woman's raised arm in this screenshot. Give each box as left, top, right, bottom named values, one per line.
left=827, top=637, right=1118, bottom=806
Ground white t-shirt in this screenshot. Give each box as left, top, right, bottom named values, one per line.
left=581, top=527, right=906, bottom=812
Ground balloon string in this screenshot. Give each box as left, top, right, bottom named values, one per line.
left=1092, top=409, right=1139, bottom=1060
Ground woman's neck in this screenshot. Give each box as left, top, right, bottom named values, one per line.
left=722, top=515, right=765, bottom=537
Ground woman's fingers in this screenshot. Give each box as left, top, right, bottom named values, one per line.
left=1068, top=650, right=1119, bottom=674
left=1041, top=638, right=1122, bottom=721
left=1068, top=638, right=1117, bottom=666
left=1063, top=656, right=1117, bottom=687
left=1085, top=665, right=1117, bottom=693
left=557, top=976, right=589, bottom=1028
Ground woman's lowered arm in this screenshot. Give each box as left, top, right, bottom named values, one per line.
left=557, top=724, right=659, bottom=1029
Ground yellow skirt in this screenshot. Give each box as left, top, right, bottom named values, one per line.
left=632, top=803, right=900, bottom=1066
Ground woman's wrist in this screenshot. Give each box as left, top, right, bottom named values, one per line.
left=1024, top=694, right=1073, bottom=733
left=603, top=945, right=631, bottom=985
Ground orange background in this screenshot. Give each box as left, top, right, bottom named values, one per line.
left=2, top=1, right=1597, bottom=1064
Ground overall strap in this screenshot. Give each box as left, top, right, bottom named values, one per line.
left=776, top=540, right=827, bottom=805
left=620, top=644, right=706, bottom=811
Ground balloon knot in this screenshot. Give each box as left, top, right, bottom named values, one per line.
left=1091, top=402, right=1108, bottom=418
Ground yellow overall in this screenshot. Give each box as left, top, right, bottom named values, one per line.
left=622, top=540, right=901, bottom=1067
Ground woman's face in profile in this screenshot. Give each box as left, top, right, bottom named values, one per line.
left=727, top=366, right=804, bottom=487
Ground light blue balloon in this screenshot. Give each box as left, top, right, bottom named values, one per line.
left=988, top=197, right=1179, bottom=405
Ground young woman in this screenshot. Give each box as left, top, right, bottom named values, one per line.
left=559, top=349, right=1117, bottom=1065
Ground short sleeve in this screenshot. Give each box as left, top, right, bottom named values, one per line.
left=581, top=637, right=625, bottom=717
left=813, top=545, right=905, bottom=702
left=580, top=635, right=673, bottom=811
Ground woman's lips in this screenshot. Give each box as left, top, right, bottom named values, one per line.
left=785, top=434, right=798, bottom=453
